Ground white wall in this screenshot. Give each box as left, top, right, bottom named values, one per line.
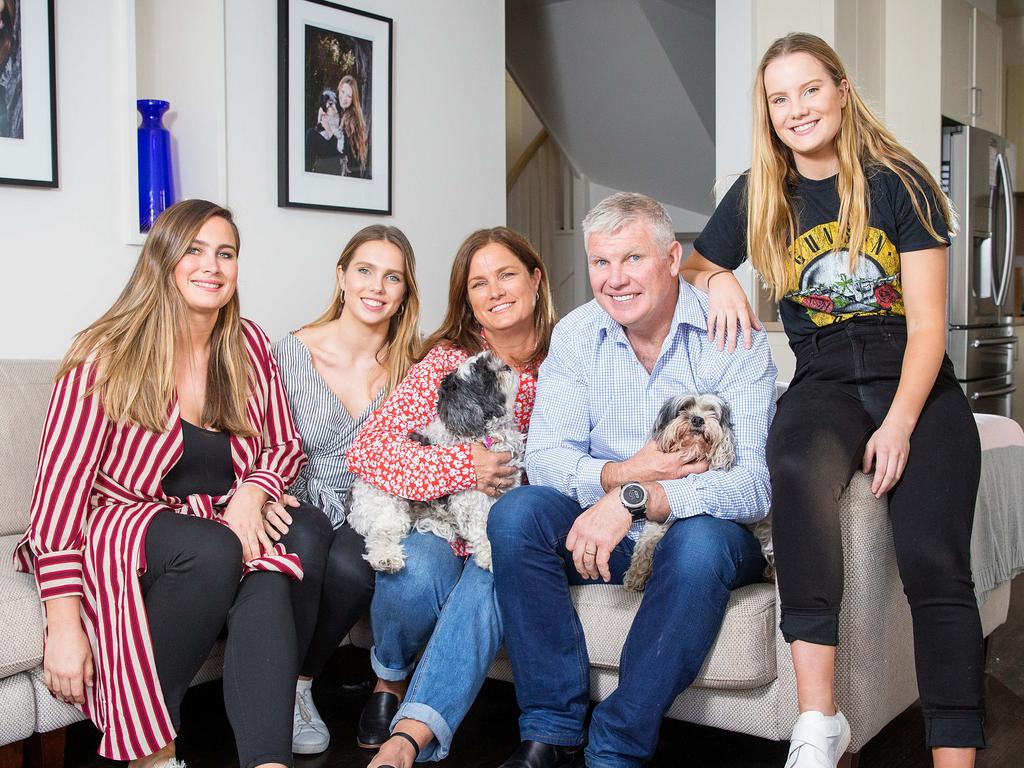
left=0, top=0, right=505, bottom=359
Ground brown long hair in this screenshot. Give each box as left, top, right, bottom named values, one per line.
left=748, top=33, right=954, bottom=299
left=307, top=225, right=421, bottom=394
left=338, top=75, right=369, bottom=169
left=424, top=227, right=556, bottom=369
left=58, top=199, right=256, bottom=436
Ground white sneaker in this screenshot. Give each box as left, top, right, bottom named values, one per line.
left=785, top=710, right=851, bottom=767
left=292, top=682, right=331, bottom=755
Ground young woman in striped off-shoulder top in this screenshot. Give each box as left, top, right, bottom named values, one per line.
left=16, top=200, right=308, bottom=768
left=266, top=225, right=423, bottom=755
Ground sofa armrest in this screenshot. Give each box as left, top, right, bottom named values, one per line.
left=773, top=471, right=919, bottom=752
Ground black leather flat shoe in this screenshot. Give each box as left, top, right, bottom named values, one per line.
left=356, top=691, right=400, bottom=749
left=498, top=740, right=585, bottom=768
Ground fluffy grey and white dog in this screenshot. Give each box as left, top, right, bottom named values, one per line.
left=347, top=351, right=525, bottom=573
left=623, top=393, right=739, bottom=592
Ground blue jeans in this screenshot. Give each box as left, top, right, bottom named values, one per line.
left=488, top=486, right=765, bottom=768
left=370, top=531, right=502, bottom=762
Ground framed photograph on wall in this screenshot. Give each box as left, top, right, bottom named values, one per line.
left=278, top=0, right=392, bottom=214
left=0, top=0, right=57, bottom=187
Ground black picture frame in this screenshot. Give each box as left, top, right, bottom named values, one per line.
left=0, top=0, right=58, bottom=188
left=278, top=0, right=393, bottom=214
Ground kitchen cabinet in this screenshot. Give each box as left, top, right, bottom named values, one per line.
left=941, top=0, right=1003, bottom=132
left=973, top=8, right=1003, bottom=134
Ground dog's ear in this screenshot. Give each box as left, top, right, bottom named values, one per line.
left=708, top=424, right=736, bottom=470
left=436, top=364, right=506, bottom=438
left=717, top=397, right=732, bottom=430
left=652, top=394, right=694, bottom=439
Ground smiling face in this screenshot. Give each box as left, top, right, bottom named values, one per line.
left=338, top=81, right=353, bottom=110
left=338, top=239, right=407, bottom=327
left=587, top=219, right=682, bottom=338
left=466, top=243, right=541, bottom=337
left=763, top=51, right=848, bottom=177
left=172, top=216, right=238, bottom=320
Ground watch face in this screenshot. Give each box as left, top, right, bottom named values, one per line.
left=622, top=484, right=645, bottom=506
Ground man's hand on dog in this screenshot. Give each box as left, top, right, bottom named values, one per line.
left=566, top=493, right=633, bottom=582
left=601, top=440, right=709, bottom=490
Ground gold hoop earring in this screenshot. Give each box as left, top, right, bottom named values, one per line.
left=396, top=303, right=405, bottom=316
left=340, top=289, right=346, bottom=305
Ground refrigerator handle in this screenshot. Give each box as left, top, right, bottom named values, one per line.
left=995, top=152, right=1015, bottom=308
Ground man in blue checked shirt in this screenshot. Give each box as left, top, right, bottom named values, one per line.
left=489, top=192, right=777, bottom=768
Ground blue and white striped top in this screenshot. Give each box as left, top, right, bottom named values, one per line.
left=525, top=279, right=777, bottom=540
left=273, top=332, right=385, bottom=528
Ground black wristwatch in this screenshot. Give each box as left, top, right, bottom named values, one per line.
left=619, top=482, right=648, bottom=521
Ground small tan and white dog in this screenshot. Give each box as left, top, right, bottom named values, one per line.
left=623, top=393, right=738, bottom=592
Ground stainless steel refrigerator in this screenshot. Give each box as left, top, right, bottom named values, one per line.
left=943, top=124, right=1016, bottom=417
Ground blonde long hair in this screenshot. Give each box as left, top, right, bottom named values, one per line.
left=424, top=227, right=556, bottom=370
left=338, top=75, right=369, bottom=170
left=57, top=200, right=256, bottom=436
left=307, top=225, right=421, bottom=394
left=748, top=33, right=954, bottom=300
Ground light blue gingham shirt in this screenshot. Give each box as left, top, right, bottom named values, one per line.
left=525, top=279, right=777, bottom=540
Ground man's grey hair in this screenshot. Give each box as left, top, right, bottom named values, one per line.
left=580, top=192, right=676, bottom=254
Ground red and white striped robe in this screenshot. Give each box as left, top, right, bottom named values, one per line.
left=13, top=319, right=307, bottom=760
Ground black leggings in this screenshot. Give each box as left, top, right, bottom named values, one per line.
left=141, top=511, right=297, bottom=768
left=768, top=317, right=985, bottom=749
left=278, top=503, right=376, bottom=678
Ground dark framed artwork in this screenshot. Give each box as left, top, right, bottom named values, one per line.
left=0, top=0, right=57, bottom=187
left=278, top=0, right=392, bottom=214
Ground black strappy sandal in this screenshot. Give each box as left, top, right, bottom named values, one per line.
left=377, top=731, right=421, bottom=768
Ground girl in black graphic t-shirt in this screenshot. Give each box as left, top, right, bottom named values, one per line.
left=684, top=33, right=984, bottom=768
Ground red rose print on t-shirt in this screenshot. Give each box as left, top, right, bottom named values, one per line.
left=874, top=283, right=899, bottom=309
left=803, top=294, right=834, bottom=313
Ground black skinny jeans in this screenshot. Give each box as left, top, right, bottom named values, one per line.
left=279, top=503, right=376, bottom=677
left=141, top=511, right=297, bottom=768
left=768, top=316, right=985, bottom=749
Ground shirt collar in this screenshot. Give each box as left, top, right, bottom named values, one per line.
left=597, top=278, right=707, bottom=343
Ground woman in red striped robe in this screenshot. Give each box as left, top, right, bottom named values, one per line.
left=15, top=200, right=308, bottom=768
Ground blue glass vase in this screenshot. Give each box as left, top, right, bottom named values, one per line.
left=137, top=100, right=176, bottom=232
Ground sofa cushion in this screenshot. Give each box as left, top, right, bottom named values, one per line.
left=572, top=581, right=776, bottom=690
left=0, top=360, right=59, bottom=537
left=0, top=672, right=36, bottom=746
left=0, top=535, right=44, bottom=678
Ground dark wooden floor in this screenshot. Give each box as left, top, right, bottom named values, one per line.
left=62, top=577, right=1024, bottom=768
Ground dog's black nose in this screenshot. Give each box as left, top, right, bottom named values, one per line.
left=690, top=415, right=704, bottom=428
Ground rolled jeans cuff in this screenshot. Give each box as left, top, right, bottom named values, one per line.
left=924, top=710, right=987, bottom=749
left=370, top=644, right=415, bottom=681
left=392, top=702, right=452, bottom=762
left=779, top=607, right=840, bottom=646
left=519, top=727, right=585, bottom=749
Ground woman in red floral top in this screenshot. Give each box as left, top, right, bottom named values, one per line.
left=347, top=227, right=556, bottom=767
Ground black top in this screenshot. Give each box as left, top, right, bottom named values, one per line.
left=161, top=420, right=235, bottom=499
left=694, top=165, right=949, bottom=349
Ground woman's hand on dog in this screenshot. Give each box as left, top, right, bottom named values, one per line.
left=472, top=442, right=518, bottom=497
left=262, top=493, right=301, bottom=541
left=605, top=441, right=709, bottom=488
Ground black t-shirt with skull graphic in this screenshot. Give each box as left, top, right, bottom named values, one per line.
left=694, top=166, right=949, bottom=350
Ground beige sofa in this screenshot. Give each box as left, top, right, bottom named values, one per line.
left=0, top=359, right=1016, bottom=765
